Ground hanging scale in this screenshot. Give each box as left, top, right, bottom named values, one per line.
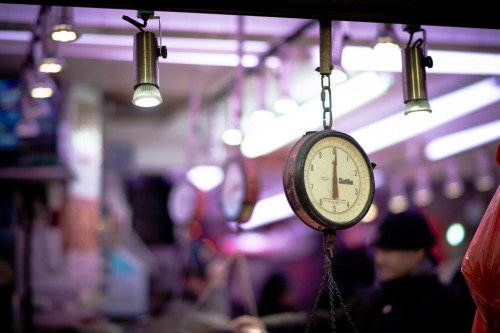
left=283, top=19, right=376, bottom=333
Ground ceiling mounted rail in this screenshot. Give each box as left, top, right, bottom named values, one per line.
left=5, top=0, right=500, bottom=30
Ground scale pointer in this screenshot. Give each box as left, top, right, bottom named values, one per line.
left=333, top=147, right=339, bottom=199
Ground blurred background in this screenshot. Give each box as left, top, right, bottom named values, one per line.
left=0, top=2, right=499, bottom=332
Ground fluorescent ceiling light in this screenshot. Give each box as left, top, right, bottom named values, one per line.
left=238, top=193, right=294, bottom=230
left=241, top=71, right=393, bottom=158
left=0, top=30, right=31, bottom=41
left=428, top=50, right=500, bottom=75
left=424, top=118, right=500, bottom=161
left=167, top=52, right=259, bottom=67
left=339, top=46, right=500, bottom=75
left=0, top=30, right=265, bottom=67
left=57, top=46, right=260, bottom=67
left=4, top=30, right=500, bottom=72
left=74, top=34, right=264, bottom=66
left=186, top=165, right=224, bottom=191
left=75, top=33, right=269, bottom=52
left=350, top=77, right=500, bottom=155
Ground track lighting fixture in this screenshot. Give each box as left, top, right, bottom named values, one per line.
left=402, top=25, right=433, bottom=115
left=372, top=23, right=400, bottom=57
left=50, top=6, right=81, bottom=42
left=412, top=167, right=434, bottom=207
left=123, top=11, right=167, bottom=107
left=273, top=57, right=298, bottom=114
left=331, top=21, right=349, bottom=83
left=250, top=73, right=275, bottom=125
left=388, top=177, right=409, bottom=214
left=38, top=55, right=64, bottom=74
left=39, top=8, right=64, bottom=73
left=24, top=66, right=56, bottom=99
left=443, top=159, right=464, bottom=199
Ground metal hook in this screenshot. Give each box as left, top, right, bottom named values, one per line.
left=323, top=230, right=337, bottom=258
left=149, top=14, right=167, bottom=59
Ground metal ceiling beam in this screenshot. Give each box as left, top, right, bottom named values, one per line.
left=6, top=0, right=500, bottom=30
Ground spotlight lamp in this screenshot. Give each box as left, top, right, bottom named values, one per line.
left=331, top=63, right=348, bottom=83
left=331, top=22, right=349, bottom=83
left=401, top=25, right=433, bottom=115
left=39, top=8, right=65, bottom=73
left=251, top=73, right=275, bottom=125
left=123, top=11, right=167, bottom=108
left=371, top=23, right=400, bottom=54
left=388, top=177, right=409, bottom=214
left=50, top=6, right=81, bottom=42
left=23, top=66, right=56, bottom=99
left=273, top=57, right=298, bottom=114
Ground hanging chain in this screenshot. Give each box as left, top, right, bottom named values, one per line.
left=328, top=258, right=359, bottom=333
left=304, top=230, right=359, bottom=333
left=317, top=19, right=333, bottom=131
left=325, top=250, right=337, bottom=332
left=321, top=73, right=333, bottom=130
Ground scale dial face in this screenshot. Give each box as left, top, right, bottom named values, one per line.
left=283, top=130, right=375, bottom=230
left=221, top=161, right=245, bottom=219
left=168, top=181, right=204, bottom=227
left=219, top=157, right=260, bottom=223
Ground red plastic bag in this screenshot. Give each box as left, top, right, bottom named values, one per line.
left=462, top=184, right=500, bottom=333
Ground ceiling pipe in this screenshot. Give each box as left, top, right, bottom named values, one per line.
left=206, top=19, right=317, bottom=106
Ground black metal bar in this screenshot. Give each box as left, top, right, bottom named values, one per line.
left=4, top=0, right=500, bottom=30
left=318, top=19, right=332, bottom=76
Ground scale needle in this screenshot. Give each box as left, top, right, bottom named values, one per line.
left=333, top=147, right=339, bottom=199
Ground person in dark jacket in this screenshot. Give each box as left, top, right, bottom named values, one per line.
left=335, top=209, right=475, bottom=333
left=229, top=209, right=475, bottom=333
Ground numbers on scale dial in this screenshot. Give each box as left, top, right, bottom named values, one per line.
left=304, top=137, right=368, bottom=222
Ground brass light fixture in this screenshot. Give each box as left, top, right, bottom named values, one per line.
left=123, top=11, right=167, bottom=108
left=402, top=25, right=433, bottom=115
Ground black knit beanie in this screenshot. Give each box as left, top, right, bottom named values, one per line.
left=372, top=210, right=435, bottom=250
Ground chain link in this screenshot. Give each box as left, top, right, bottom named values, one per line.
left=326, top=253, right=337, bottom=332
left=331, top=271, right=359, bottom=333
left=321, top=74, right=333, bottom=130
left=304, top=231, right=359, bottom=333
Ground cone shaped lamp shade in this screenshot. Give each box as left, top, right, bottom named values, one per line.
left=132, top=30, right=163, bottom=107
